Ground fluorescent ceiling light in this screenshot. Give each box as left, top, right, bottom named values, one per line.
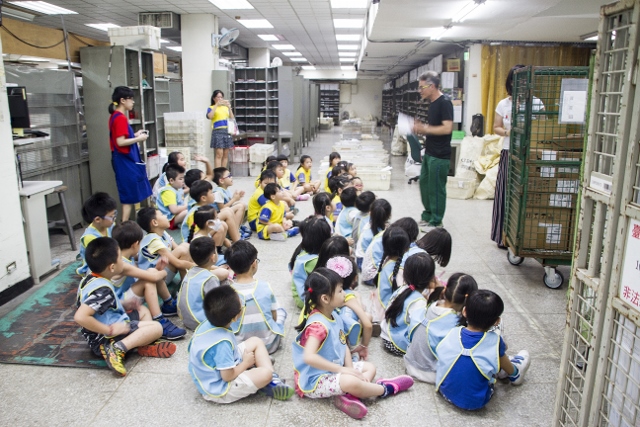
left=331, top=0, right=368, bottom=8
left=282, top=52, right=302, bottom=56
left=584, top=35, right=598, bottom=41
left=339, top=57, right=353, bottom=62
left=167, top=46, right=182, bottom=52
left=1, top=7, right=36, bottom=20
left=339, top=51, right=357, bottom=57
left=451, top=0, right=485, bottom=23
left=9, top=1, right=76, bottom=14
left=209, top=0, right=254, bottom=9
left=581, top=32, right=598, bottom=41
left=302, top=65, right=316, bottom=70
left=432, top=26, right=451, bottom=41
left=237, top=19, right=273, bottom=28
left=291, top=58, right=308, bottom=62
left=85, top=23, right=120, bottom=31
left=341, top=66, right=353, bottom=70
left=337, top=44, right=359, bottom=50
left=336, top=34, right=361, bottom=41
left=160, top=39, right=171, bottom=44
left=334, top=19, right=363, bottom=28
left=272, top=44, right=295, bottom=50
left=258, top=34, right=278, bottom=41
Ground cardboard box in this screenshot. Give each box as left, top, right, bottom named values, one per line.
left=528, top=177, right=580, bottom=194
left=522, top=207, right=574, bottom=251
left=153, top=52, right=167, bottom=75
left=529, top=122, right=584, bottom=150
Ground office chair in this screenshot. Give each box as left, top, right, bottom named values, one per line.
left=406, top=133, right=423, bottom=184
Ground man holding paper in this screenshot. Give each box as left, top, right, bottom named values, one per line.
left=413, top=71, right=454, bottom=231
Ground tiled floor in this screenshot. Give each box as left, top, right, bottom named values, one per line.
left=0, top=127, right=569, bottom=426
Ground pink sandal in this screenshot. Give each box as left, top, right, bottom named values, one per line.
left=376, top=375, right=414, bottom=395
left=333, top=394, right=368, bottom=419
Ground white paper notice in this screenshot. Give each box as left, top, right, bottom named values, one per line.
left=441, top=72, right=455, bottom=89
left=561, top=90, right=587, bottom=124
left=397, top=113, right=415, bottom=136
left=619, top=218, right=640, bottom=312
left=453, top=105, right=462, bottom=123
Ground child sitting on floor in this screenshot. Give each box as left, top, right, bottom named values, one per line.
left=77, top=192, right=117, bottom=276
left=248, top=170, right=277, bottom=232
left=187, top=205, right=228, bottom=252
left=436, top=289, right=531, bottom=410
left=328, top=175, right=351, bottom=223
left=323, top=152, right=342, bottom=193
left=178, top=237, right=228, bottom=330
left=156, top=164, right=188, bottom=228
left=212, top=167, right=250, bottom=238
left=277, top=154, right=307, bottom=200
left=351, top=191, right=375, bottom=252
left=404, top=273, right=478, bottom=383
left=226, top=240, right=286, bottom=354
left=295, top=155, right=321, bottom=194
left=312, top=192, right=335, bottom=234
left=188, top=285, right=295, bottom=403
left=376, top=227, right=411, bottom=310
left=257, top=183, right=299, bottom=241
left=292, top=268, right=414, bottom=419
left=74, top=237, right=176, bottom=377
left=416, top=227, right=452, bottom=286
left=335, top=186, right=358, bottom=243
left=355, top=198, right=391, bottom=275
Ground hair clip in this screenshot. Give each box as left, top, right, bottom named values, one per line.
left=326, top=256, right=353, bottom=278
left=113, top=101, right=118, bottom=106
left=308, top=288, right=313, bottom=294
left=409, top=284, right=416, bottom=291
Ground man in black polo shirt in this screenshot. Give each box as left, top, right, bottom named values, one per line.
left=413, top=71, right=453, bottom=230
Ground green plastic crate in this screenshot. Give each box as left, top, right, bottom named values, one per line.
left=452, top=130, right=465, bottom=140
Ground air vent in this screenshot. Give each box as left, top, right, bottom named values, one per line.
left=138, top=12, right=180, bottom=30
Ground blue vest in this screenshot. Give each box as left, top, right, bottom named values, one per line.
left=293, top=312, right=347, bottom=393
left=138, top=231, right=172, bottom=271
left=401, top=244, right=426, bottom=267
left=215, top=187, right=232, bottom=204
left=76, top=275, right=129, bottom=329
left=369, top=231, right=385, bottom=269
left=291, top=252, right=318, bottom=302
left=112, top=256, right=136, bottom=299
left=157, top=172, right=167, bottom=188
left=230, top=280, right=284, bottom=336
left=335, top=206, right=356, bottom=237
left=335, top=290, right=361, bottom=347
left=178, top=267, right=220, bottom=330
left=181, top=204, right=200, bottom=242
left=157, top=185, right=184, bottom=220
left=386, top=287, right=425, bottom=353
left=77, top=224, right=113, bottom=276
left=424, top=310, right=459, bottom=358
left=435, top=327, right=500, bottom=391
left=187, top=195, right=197, bottom=210
left=377, top=259, right=398, bottom=308
left=188, top=322, right=241, bottom=398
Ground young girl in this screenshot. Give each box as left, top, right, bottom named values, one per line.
left=296, top=155, right=321, bottom=194
left=108, top=86, right=152, bottom=222
left=375, top=227, right=411, bottom=310
left=323, top=152, right=342, bottom=193
left=187, top=206, right=228, bottom=248
left=381, top=252, right=435, bottom=356
left=436, top=290, right=531, bottom=410
left=292, top=268, right=414, bottom=419
left=156, top=152, right=211, bottom=200
left=327, top=256, right=372, bottom=361
left=351, top=177, right=363, bottom=193
left=335, top=187, right=358, bottom=241
left=315, top=235, right=351, bottom=269
left=329, top=175, right=350, bottom=223
left=351, top=191, right=375, bottom=252
left=289, top=216, right=332, bottom=309
left=277, top=154, right=307, bottom=200
left=355, top=198, right=391, bottom=275
left=313, top=192, right=334, bottom=233
left=404, top=273, right=478, bottom=383
left=416, top=227, right=452, bottom=286
left=346, top=163, right=357, bottom=178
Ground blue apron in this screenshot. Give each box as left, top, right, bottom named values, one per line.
left=110, top=112, right=152, bottom=204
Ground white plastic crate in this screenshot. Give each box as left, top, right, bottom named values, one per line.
left=446, top=176, right=479, bottom=200
left=358, top=169, right=391, bottom=191
left=108, top=26, right=161, bottom=50
left=249, top=143, right=276, bottom=163
left=231, top=147, right=249, bottom=163
left=250, top=162, right=263, bottom=177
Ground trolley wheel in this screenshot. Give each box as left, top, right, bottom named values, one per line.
left=507, top=249, right=524, bottom=266
left=543, top=269, right=564, bottom=289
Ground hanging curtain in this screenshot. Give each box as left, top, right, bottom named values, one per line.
left=481, top=44, right=591, bottom=132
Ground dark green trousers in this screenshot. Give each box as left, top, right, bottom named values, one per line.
left=420, top=154, right=449, bottom=226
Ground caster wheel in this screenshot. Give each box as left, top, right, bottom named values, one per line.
left=543, top=270, right=564, bottom=289
left=507, top=249, right=524, bottom=266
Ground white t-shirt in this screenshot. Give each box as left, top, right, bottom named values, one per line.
left=495, top=96, right=544, bottom=150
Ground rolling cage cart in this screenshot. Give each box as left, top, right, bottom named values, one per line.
left=503, top=66, right=589, bottom=288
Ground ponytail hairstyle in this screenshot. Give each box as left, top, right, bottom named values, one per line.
left=328, top=175, right=350, bottom=199
left=109, top=86, right=134, bottom=114
left=295, top=268, right=343, bottom=332
left=427, top=272, right=479, bottom=308
left=329, top=151, right=341, bottom=166
left=459, top=289, right=504, bottom=331
left=376, top=227, right=410, bottom=292
left=288, top=216, right=332, bottom=270
left=316, top=235, right=350, bottom=269
left=390, top=217, right=420, bottom=242
left=187, top=206, right=217, bottom=243
left=326, top=255, right=358, bottom=291
left=312, top=192, right=332, bottom=217
left=416, top=227, right=452, bottom=267
left=385, top=252, right=435, bottom=327
left=369, top=198, right=392, bottom=235
left=161, top=151, right=183, bottom=174
left=330, top=164, right=348, bottom=179
left=262, top=156, right=278, bottom=169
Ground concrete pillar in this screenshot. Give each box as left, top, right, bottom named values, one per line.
left=181, top=14, right=218, bottom=112
left=248, top=48, right=270, bottom=67
left=463, top=43, right=483, bottom=135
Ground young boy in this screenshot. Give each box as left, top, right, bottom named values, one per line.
left=136, top=207, right=194, bottom=315
left=156, top=164, right=188, bottom=227
left=257, top=183, right=299, bottom=241
left=212, top=167, right=250, bottom=238
left=335, top=186, right=358, bottom=242
left=226, top=240, right=285, bottom=354
left=77, top=192, right=117, bottom=276
left=188, top=285, right=294, bottom=403
left=247, top=170, right=277, bottom=232
left=277, top=154, right=307, bottom=200
left=74, top=237, right=177, bottom=377
left=178, top=237, right=229, bottom=330
left=182, top=179, right=242, bottom=243
left=112, top=221, right=186, bottom=339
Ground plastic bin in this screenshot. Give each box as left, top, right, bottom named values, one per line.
left=446, top=176, right=478, bottom=199
left=358, top=169, right=391, bottom=191
left=108, top=26, right=161, bottom=50
left=249, top=143, right=276, bottom=164
left=230, top=162, right=249, bottom=177
left=250, top=162, right=263, bottom=177
left=231, top=146, right=249, bottom=163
